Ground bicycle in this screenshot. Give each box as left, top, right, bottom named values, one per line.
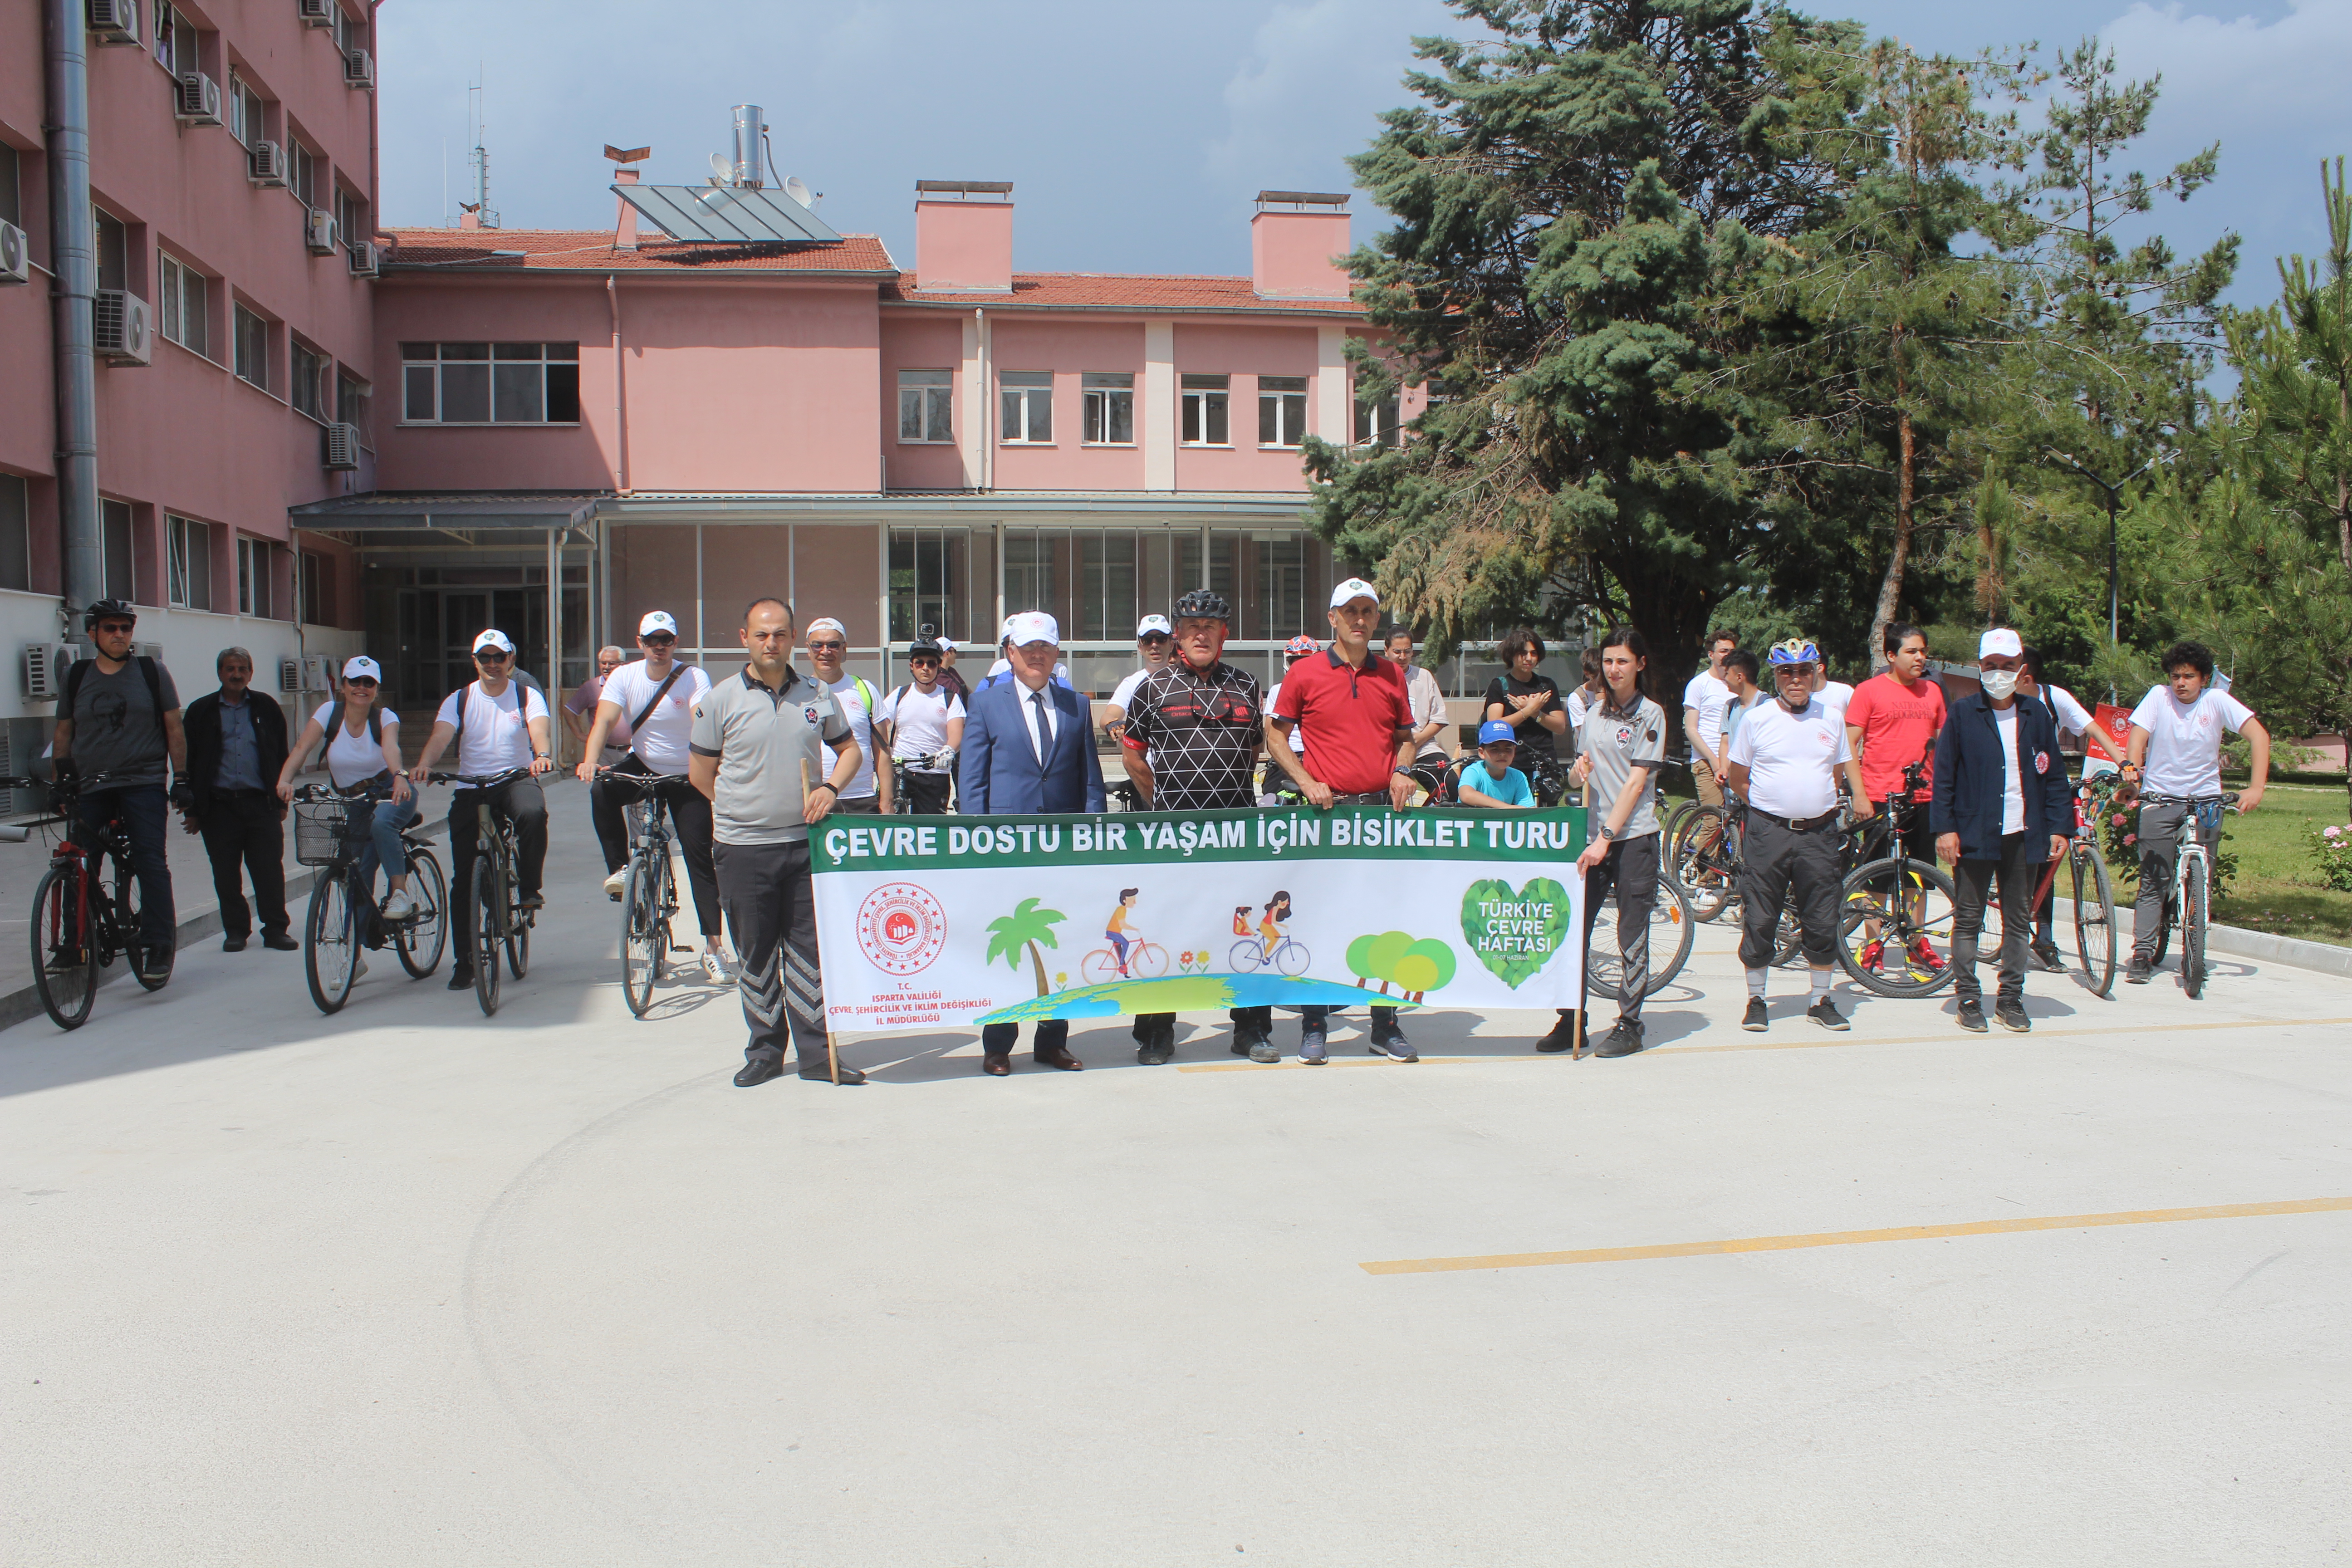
left=1834, top=764, right=1959, bottom=998
left=1231, top=931, right=1311, bottom=976
left=2134, top=790, right=2237, bottom=1000
left=598, top=766, right=694, bottom=1018
left=1669, top=788, right=1744, bottom=923
left=290, top=782, right=448, bottom=1014
left=1082, top=936, right=1170, bottom=984
left=3, top=770, right=172, bottom=1030
left=1583, top=853, right=1697, bottom=1003
left=890, top=750, right=956, bottom=815
left=428, top=768, right=537, bottom=1016
left=2028, top=769, right=2122, bottom=997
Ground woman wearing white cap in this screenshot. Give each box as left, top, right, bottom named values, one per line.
left=276, top=656, right=421, bottom=924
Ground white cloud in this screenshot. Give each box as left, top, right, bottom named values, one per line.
left=1203, top=0, right=1453, bottom=194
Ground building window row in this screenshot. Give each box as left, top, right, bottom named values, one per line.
left=400, top=342, right=582, bottom=425
left=894, top=368, right=1400, bottom=450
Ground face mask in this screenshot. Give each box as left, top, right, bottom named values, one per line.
left=1980, top=669, right=2019, bottom=701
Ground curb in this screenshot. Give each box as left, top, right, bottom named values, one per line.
left=2052, top=894, right=2351, bottom=979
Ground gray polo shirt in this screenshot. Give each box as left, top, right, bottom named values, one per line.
left=688, top=666, right=850, bottom=846
left=1581, top=692, right=1666, bottom=841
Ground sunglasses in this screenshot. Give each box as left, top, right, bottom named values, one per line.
left=1140, top=634, right=1172, bottom=645
left=642, top=633, right=676, bottom=647
left=95, top=622, right=136, bottom=636
left=807, top=640, right=846, bottom=652
left=475, top=650, right=510, bottom=663
left=346, top=676, right=379, bottom=688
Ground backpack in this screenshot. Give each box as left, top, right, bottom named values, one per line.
left=453, top=679, right=539, bottom=769
left=323, top=698, right=386, bottom=749
left=62, top=654, right=167, bottom=726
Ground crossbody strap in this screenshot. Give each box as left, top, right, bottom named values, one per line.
left=628, top=664, right=687, bottom=735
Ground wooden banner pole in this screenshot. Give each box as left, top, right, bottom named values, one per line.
left=802, top=756, right=839, bottom=1085
left=1574, top=776, right=1590, bottom=1060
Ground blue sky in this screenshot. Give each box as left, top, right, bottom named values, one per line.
left=376, top=0, right=2351, bottom=311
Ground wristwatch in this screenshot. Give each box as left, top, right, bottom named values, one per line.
left=1598, top=824, right=1617, bottom=842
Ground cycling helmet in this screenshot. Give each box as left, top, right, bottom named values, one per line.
left=83, top=598, right=136, bottom=631
left=1766, top=636, right=1821, bottom=667
left=1284, top=634, right=1322, bottom=661
left=906, top=634, right=943, bottom=660
left=1171, top=588, right=1230, bottom=624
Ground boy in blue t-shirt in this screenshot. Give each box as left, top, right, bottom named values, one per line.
left=1458, top=720, right=1535, bottom=807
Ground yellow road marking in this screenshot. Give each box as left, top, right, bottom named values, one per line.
left=1361, top=1196, right=2352, bottom=1274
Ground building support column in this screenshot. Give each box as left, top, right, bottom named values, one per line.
left=1316, top=324, right=1348, bottom=445
left=1143, top=321, right=1176, bottom=493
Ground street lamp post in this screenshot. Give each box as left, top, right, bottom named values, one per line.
left=2045, top=451, right=2155, bottom=692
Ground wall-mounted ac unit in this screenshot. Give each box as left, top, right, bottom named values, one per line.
left=175, top=72, right=221, bottom=126
left=132, top=642, right=166, bottom=663
left=23, top=643, right=75, bottom=702
left=305, top=209, right=338, bottom=255
left=0, top=220, right=28, bottom=285
left=87, top=0, right=140, bottom=45
left=323, top=423, right=362, bottom=469
left=302, top=654, right=335, bottom=692
left=94, top=289, right=152, bottom=365
left=297, top=0, right=333, bottom=26
left=279, top=656, right=302, bottom=695
left=346, top=240, right=378, bottom=277
left=343, top=49, right=373, bottom=90
left=248, top=140, right=287, bottom=187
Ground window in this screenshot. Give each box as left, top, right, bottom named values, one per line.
left=337, top=370, right=370, bottom=438
left=0, top=144, right=20, bottom=229
left=227, top=74, right=265, bottom=147
left=290, top=342, right=327, bottom=420
left=1081, top=372, right=1133, bottom=445
left=289, top=140, right=316, bottom=207
left=1181, top=374, right=1229, bottom=445
left=897, top=369, right=952, bottom=443
left=398, top=342, right=579, bottom=423
left=1000, top=372, right=1052, bottom=444
left=1354, top=392, right=1401, bottom=448
left=1259, top=375, right=1308, bottom=447
left=157, top=252, right=208, bottom=356
left=334, top=185, right=364, bottom=249
left=93, top=207, right=127, bottom=293
left=167, top=514, right=213, bottom=610
left=100, top=500, right=132, bottom=601
left=332, top=2, right=365, bottom=53
left=300, top=550, right=329, bottom=625
left=0, top=473, right=28, bottom=593
left=236, top=537, right=273, bottom=617
left=154, top=2, right=199, bottom=77
left=234, top=305, right=269, bottom=389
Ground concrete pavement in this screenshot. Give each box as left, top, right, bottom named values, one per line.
left=3, top=801, right=2347, bottom=1565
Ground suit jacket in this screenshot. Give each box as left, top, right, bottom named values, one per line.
left=1929, top=691, right=2072, bottom=861
left=959, top=676, right=1106, bottom=815
left=182, top=689, right=290, bottom=811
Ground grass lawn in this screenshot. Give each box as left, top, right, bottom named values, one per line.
left=2204, top=777, right=2352, bottom=947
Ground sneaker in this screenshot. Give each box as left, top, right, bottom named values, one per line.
left=2124, top=956, right=2152, bottom=985
left=1856, top=938, right=1884, bottom=971
left=2030, top=941, right=2066, bottom=973
left=1594, top=1019, right=1646, bottom=1058
left=1906, top=938, right=1945, bottom=974
left=603, top=869, right=627, bottom=902
left=1136, top=1034, right=1174, bottom=1066
left=517, top=892, right=545, bottom=912
left=1298, top=1027, right=1328, bottom=1065
left=1994, top=999, right=2031, bottom=1033
left=1740, top=997, right=1769, bottom=1033
left=46, top=947, right=83, bottom=975
left=1956, top=997, right=1988, bottom=1033
left=1368, top=1029, right=1417, bottom=1063
left=1535, top=1015, right=1578, bottom=1053
left=1229, top=1033, right=1260, bottom=1058
left=1807, top=996, right=1850, bottom=1032
left=700, top=951, right=731, bottom=985
left=447, top=965, right=474, bottom=991
left=381, top=888, right=416, bottom=921
left=1248, top=1039, right=1281, bottom=1064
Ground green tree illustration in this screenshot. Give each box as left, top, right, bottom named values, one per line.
left=986, top=898, right=1067, bottom=998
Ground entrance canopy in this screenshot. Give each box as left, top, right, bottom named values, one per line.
left=287, top=491, right=603, bottom=547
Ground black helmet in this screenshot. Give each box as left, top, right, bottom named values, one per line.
left=83, top=598, right=136, bottom=631
left=906, top=634, right=943, bottom=660
left=1171, top=588, right=1230, bottom=624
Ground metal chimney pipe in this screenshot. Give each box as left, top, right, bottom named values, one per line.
left=44, top=0, right=102, bottom=635
left=731, top=105, right=765, bottom=189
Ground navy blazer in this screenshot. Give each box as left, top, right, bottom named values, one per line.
left=1929, top=691, right=2073, bottom=861
left=959, top=676, right=1107, bottom=816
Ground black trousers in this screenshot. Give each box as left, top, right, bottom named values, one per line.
left=1952, top=831, right=2038, bottom=1003
left=900, top=769, right=952, bottom=814
left=592, top=756, right=722, bottom=936
left=79, top=785, right=176, bottom=947
left=714, top=838, right=831, bottom=1069
left=1584, top=831, right=1659, bottom=1021
left=982, top=1019, right=1068, bottom=1056
left=196, top=789, right=288, bottom=940
left=448, top=778, right=548, bottom=956
left=1739, top=812, right=1842, bottom=969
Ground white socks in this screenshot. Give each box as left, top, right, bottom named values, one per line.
left=1809, top=968, right=1831, bottom=1002
left=1745, top=968, right=1767, bottom=999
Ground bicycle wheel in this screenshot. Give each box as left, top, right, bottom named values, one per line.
left=396, top=851, right=447, bottom=978
left=653, top=854, right=676, bottom=983
left=472, top=859, right=503, bottom=1016
left=1274, top=939, right=1311, bottom=977
left=30, top=862, right=98, bottom=1031
left=1670, top=806, right=1737, bottom=922
left=116, top=855, right=169, bottom=990
left=1836, top=856, right=1960, bottom=997
left=2149, top=895, right=2174, bottom=969
left=305, top=874, right=359, bottom=1015
left=1774, top=904, right=1807, bottom=967
left=1229, top=938, right=1265, bottom=973
left=1587, top=863, right=1695, bottom=1001
left=2070, top=846, right=2117, bottom=998
left=621, top=859, right=660, bottom=1017
left=2181, top=854, right=2208, bottom=1000
left=1080, top=949, right=1121, bottom=986
left=504, top=868, right=530, bottom=980
left=1129, top=941, right=1171, bottom=979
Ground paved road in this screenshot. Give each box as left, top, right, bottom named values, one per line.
left=4, top=809, right=2347, bottom=1565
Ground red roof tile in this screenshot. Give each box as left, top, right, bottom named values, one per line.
left=379, top=228, right=897, bottom=274
left=887, top=272, right=1363, bottom=315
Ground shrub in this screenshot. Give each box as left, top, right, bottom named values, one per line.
left=2313, top=823, right=2352, bottom=893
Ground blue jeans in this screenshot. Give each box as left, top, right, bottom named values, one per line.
left=78, top=785, right=174, bottom=947
left=349, top=790, right=420, bottom=905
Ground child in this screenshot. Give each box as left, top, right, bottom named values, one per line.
left=1457, top=720, right=1536, bottom=808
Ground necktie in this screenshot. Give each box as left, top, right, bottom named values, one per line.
left=1029, top=690, right=1049, bottom=763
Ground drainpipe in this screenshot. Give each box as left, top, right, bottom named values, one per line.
left=44, top=0, right=101, bottom=634
left=607, top=274, right=629, bottom=493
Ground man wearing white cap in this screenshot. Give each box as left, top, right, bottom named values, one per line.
left=1928, top=628, right=2074, bottom=1033
left=959, top=610, right=1104, bottom=1074
left=1105, top=614, right=1176, bottom=746
left=576, top=611, right=728, bottom=982
left=804, top=617, right=888, bottom=813
left=410, top=628, right=555, bottom=992
left=980, top=615, right=1073, bottom=693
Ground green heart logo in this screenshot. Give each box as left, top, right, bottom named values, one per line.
left=1460, top=878, right=1572, bottom=990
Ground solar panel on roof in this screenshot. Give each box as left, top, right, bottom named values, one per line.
left=612, top=183, right=844, bottom=245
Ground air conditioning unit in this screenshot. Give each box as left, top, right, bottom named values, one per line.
left=23, top=643, right=76, bottom=702
left=248, top=140, right=287, bottom=187
left=302, top=653, right=334, bottom=692
left=132, top=641, right=167, bottom=662
left=93, top=289, right=153, bottom=365
left=0, top=220, right=28, bottom=285
left=323, top=423, right=362, bottom=469
left=176, top=72, right=222, bottom=127
left=343, top=49, right=373, bottom=90
left=87, top=0, right=140, bottom=45
left=346, top=240, right=378, bottom=277
left=279, top=656, right=302, bottom=695
left=305, top=208, right=338, bottom=255
left=297, top=0, right=334, bottom=26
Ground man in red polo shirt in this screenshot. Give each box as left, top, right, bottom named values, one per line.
left=1844, top=620, right=1947, bottom=972
left=1268, top=577, right=1419, bottom=1065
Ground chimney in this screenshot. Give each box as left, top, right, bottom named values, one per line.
left=614, top=167, right=641, bottom=252
left=913, top=181, right=1014, bottom=293
left=459, top=204, right=482, bottom=231
left=1250, top=191, right=1350, bottom=299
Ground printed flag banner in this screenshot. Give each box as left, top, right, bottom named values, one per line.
left=2092, top=702, right=2132, bottom=754
left=808, top=807, right=1588, bottom=1035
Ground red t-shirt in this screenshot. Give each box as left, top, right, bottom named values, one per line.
left=1272, top=649, right=1411, bottom=794
left=1845, top=671, right=1946, bottom=802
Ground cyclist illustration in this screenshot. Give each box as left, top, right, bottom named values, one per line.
left=1230, top=892, right=1308, bottom=976
left=1106, top=888, right=1141, bottom=976
left=1257, top=891, right=1291, bottom=959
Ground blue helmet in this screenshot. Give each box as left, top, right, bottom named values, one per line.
left=1766, top=636, right=1821, bottom=667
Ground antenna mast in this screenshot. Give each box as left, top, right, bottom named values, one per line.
left=468, top=76, right=500, bottom=229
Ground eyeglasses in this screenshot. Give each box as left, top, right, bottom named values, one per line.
left=346, top=677, right=379, bottom=688
left=475, top=650, right=510, bottom=663
left=807, top=640, right=846, bottom=652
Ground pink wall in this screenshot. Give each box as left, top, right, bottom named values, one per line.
left=1250, top=210, right=1351, bottom=299
left=1172, top=323, right=1322, bottom=491
left=913, top=199, right=1012, bottom=292
left=984, top=317, right=1149, bottom=491
left=877, top=312, right=966, bottom=490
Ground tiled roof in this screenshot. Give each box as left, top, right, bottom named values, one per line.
left=887, top=272, right=1363, bottom=315
left=379, top=229, right=897, bottom=274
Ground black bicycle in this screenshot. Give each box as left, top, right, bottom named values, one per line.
left=290, top=783, right=448, bottom=1014
left=4, top=770, right=171, bottom=1030
left=889, top=750, right=956, bottom=815
left=1834, top=762, right=1959, bottom=998
left=428, top=768, right=536, bottom=1015
left=599, top=767, right=692, bottom=1017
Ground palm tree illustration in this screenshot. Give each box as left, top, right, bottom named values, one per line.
left=986, top=898, right=1067, bottom=997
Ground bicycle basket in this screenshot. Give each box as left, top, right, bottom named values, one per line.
left=294, top=798, right=361, bottom=868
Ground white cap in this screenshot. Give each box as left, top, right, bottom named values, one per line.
left=1978, top=627, right=2023, bottom=661
left=937, top=636, right=958, bottom=653
left=805, top=617, right=848, bottom=641
left=1329, top=577, right=1381, bottom=610
left=999, top=615, right=1018, bottom=644
left=639, top=610, right=678, bottom=637
left=342, top=655, right=382, bottom=680
left=472, top=628, right=514, bottom=655
left=1006, top=610, right=1061, bottom=647
left=1136, top=614, right=1172, bottom=638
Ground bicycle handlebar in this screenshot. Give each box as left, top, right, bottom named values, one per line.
left=428, top=768, right=537, bottom=790
left=2138, top=791, right=2240, bottom=808
left=593, top=766, right=690, bottom=786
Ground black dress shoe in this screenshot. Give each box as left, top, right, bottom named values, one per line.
left=734, top=1057, right=785, bottom=1087
left=222, top=935, right=248, bottom=953
left=1137, top=1032, right=1174, bottom=1065
left=261, top=931, right=299, bottom=951
left=799, top=1063, right=867, bottom=1084
left=447, top=965, right=474, bottom=991
left=1535, top=1016, right=1577, bottom=1053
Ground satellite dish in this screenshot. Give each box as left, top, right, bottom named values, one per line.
left=709, top=152, right=734, bottom=185
left=784, top=175, right=815, bottom=208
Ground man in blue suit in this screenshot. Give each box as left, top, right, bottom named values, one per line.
left=960, top=611, right=1105, bottom=1075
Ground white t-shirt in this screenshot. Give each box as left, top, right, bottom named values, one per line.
left=1815, top=680, right=1855, bottom=721
left=2130, top=685, right=2255, bottom=797
left=324, top=706, right=399, bottom=789
left=1993, top=705, right=2025, bottom=834
left=433, top=680, right=549, bottom=776
left=1264, top=682, right=1307, bottom=755
left=826, top=674, right=882, bottom=799
left=1566, top=684, right=1601, bottom=733
left=1108, top=665, right=1156, bottom=716
left=2042, top=682, right=2094, bottom=738
left=1682, top=671, right=1731, bottom=755
left=1400, top=662, right=1448, bottom=762
left=875, top=681, right=965, bottom=770
left=1725, top=696, right=1852, bottom=820
left=599, top=659, right=712, bottom=774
